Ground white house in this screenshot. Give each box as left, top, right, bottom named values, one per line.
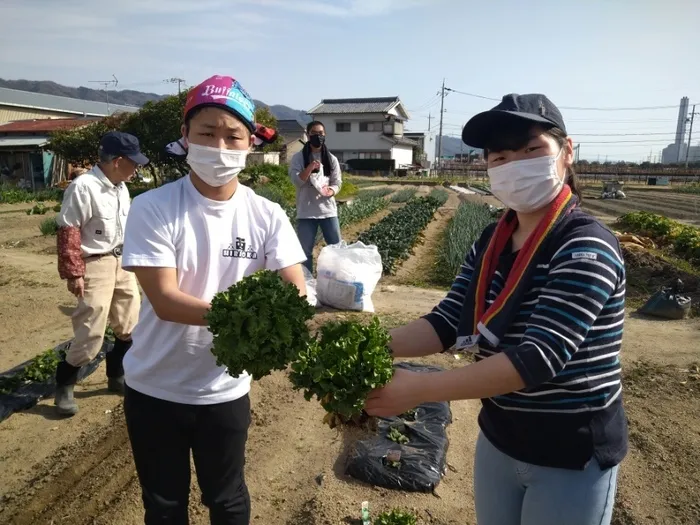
left=306, top=96, right=417, bottom=169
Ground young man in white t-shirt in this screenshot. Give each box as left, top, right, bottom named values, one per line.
left=121, top=75, right=306, bottom=525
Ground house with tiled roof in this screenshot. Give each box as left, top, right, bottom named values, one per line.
left=307, top=96, right=417, bottom=169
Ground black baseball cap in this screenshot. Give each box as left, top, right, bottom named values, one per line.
left=99, top=131, right=149, bottom=165
left=462, top=93, right=567, bottom=149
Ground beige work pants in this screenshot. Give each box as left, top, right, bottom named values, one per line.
left=66, top=255, right=140, bottom=367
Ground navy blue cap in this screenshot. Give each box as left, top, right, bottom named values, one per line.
left=462, top=93, right=567, bottom=149
left=99, top=131, right=149, bottom=165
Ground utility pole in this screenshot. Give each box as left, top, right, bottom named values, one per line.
left=685, top=104, right=698, bottom=168
left=437, top=79, right=446, bottom=171
left=165, top=77, right=186, bottom=94
left=89, top=74, right=118, bottom=113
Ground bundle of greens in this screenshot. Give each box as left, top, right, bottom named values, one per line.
left=206, top=270, right=315, bottom=380
left=289, top=317, right=394, bottom=427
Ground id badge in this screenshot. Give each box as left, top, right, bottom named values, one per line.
left=455, top=334, right=481, bottom=351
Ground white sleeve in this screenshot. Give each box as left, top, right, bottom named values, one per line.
left=57, top=183, right=91, bottom=228
left=122, top=195, right=177, bottom=269
left=264, top=204, right=307, bottom=271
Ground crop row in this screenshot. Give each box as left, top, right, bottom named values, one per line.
left=428, top=188, right=449, bottom=205
left=619, top=211, right=700, bottom=265
left=435, top=201, right=495, bottom=285
left=0, top=187, right=63, bottom=204
left=359, top=187, right=394, bottom=199
left=390, top=188, right=417, bottom=203
left=357, top=196, right=444, bottom=275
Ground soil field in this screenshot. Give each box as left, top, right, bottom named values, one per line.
left=581, top=188, right=700, bottom=226
left=1, top=186, right=699, bottom=524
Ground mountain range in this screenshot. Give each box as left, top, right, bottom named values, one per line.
left=0, top=78, right=311, bottom=124
left=1, top=78, right=473, bottom=156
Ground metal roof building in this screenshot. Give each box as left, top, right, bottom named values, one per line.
left=0, top=87, right=139, bottom=124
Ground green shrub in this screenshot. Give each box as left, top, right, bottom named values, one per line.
left=243, top=164, right=296, bottom=205
left=335, top=180, right=358, bottom=200
left=26, top=203, right=50, bottom=215
left=39, top=217, right=59, bottom=236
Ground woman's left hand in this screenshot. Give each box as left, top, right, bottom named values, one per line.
left=365, top=369, right=427, bottom=417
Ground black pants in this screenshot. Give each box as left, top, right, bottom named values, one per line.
left=124, top=386, right=251, bottom=525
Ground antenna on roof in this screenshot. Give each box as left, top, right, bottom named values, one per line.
left=164, top=77, right=186, bottom=95
left=89, top=75, right=119, bottom=115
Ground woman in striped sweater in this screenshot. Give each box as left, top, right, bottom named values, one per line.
left=365, top=94, right=627, bottom=525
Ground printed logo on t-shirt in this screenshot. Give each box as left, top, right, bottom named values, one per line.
left=572, top=251, right=597, bottom=261
left=95, top=229, right=103, bottom=235
left=222, top=237, right=258, bottom=260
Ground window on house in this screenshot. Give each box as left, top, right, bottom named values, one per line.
left=359, top=121, right=383, bottom=132
left=336, top=122, right=351, bottom=132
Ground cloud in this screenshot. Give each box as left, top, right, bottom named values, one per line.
left=233, top=0, right=432, bottom=17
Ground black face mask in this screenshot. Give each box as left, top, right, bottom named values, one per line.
left=309, top=134, right=325, bottom=148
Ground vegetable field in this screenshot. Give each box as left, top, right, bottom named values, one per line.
left=1, top=183, right=699, bottom=525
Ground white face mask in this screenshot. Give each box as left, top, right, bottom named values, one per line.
left=487, top=150, right=565, bottom=213
left=186, top=143, right=248, bottom=187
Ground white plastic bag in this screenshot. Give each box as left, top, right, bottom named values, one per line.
left=316, top=241, right=383, bottom=312
left=302, top=266, right=318, bottom=307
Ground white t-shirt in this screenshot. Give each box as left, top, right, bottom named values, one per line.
left=121, top=175, right=306, bottom=405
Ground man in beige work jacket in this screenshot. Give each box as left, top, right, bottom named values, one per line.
left=54, top=131, right=148, bottom=416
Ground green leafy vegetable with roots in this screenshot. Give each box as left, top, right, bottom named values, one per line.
left=206, top=270, right=315, bottom=380
left=289, top=317, right=394, bottom=425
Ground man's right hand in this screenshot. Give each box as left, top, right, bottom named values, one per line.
left=67, top=277, right=85, bottom=298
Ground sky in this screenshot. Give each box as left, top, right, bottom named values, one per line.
left=1, top=0, right=699, bottom=162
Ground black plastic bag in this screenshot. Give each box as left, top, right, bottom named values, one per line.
left=0, top=340, right=109, bottom=423
left=345, top=362, right=452, bottom=492
left=639, top=279, right=692, bottom=320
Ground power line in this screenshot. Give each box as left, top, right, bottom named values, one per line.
left=571, top=132, right=677, bottom=137
left=443, top=86, right=696, bottom=111
left=408, top=93, right=441, bottom=113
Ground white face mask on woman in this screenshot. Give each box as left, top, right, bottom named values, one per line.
left=487, top=150, right=565, bottom=213
left=186, top=143, right=248, bottom=187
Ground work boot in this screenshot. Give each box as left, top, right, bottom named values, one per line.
left=55, top=384, right=79, bottom=416
left=106, top=338, right=132, bottom=394
left=55, top=360, right=81, bottom=417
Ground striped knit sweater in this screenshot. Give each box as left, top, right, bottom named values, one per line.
left=424, top=210, right=628, bottom=470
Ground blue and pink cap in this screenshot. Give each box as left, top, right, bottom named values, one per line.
left=184, top=75, right=257, bottom=132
